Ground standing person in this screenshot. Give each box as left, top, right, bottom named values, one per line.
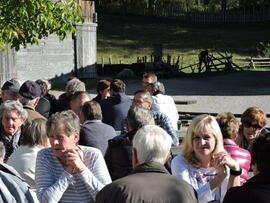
left=0, top=79, right=21, bottom=104
left=35, top=110, right=111, bottom=203
left=146, top=81, right=179, bottom=130
left=223, top=132, right=270, bottom=203
left=238, top=106, right=267, bottom=151
left=92, top=80, right=111, bottom=104
left=19, top=80, right=46, bottom=121
left=100, top=79, right=131, bottom=131
left=171, top=114, right=240, bottom=203
left=141, top=73, right=157, bottom=91
left=216, top=112, right=251, bottom=185
left=79, top=101, right=116, bottom=156
left=96, top=125, right=198, bottom=203
left=0, top=100, right=28, bottom=161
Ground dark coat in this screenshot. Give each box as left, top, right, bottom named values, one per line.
left=35, top=96, right=51, bottom=118
left=223, top=170, right=270, bottom=203
left=96, top=162, right=198, bottom=203
left=104, top=130, right=136, bottom=180
left=100, top=93, right=131, bottom=131
left=79, top=120, right=117, bottom=156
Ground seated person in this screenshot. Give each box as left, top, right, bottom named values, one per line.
left=96, top=125, right=198, bottom=203
left=92, top=80, right=111, bottom=104
left=223, top=132, right=270, bottom=203
left=216, top=112, right=251, bottom=185
left=35, top=110, right=111, bottom=202
left=79, top=101, right=116, bottom=156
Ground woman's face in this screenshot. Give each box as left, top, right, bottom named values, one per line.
left=100, top=88, right=110, bottom=99
left=242, top=121, right=262, bottom=143
left=2, top=110, right=23, bottom=135
left=192, top=128, right=216, bottom=161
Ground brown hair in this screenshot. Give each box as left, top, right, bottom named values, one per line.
left=216, top=112, right=240, bottom=139
left=241, top=107, right=267, bottom=128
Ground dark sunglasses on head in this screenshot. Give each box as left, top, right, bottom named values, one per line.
left=243, top=122, right=262, bottom=129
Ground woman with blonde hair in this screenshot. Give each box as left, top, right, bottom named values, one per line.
left=171, top=114, right=240, bottom=203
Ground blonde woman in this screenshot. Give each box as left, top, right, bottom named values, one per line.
left=171, top=115, right=240, bottom=203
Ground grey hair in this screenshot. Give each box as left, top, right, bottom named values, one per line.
left=133, top=125, right=172, bottom=165
left=65, top=79, right=86, bottom=96
left=127, top=106, right=155, bottom=130
left=134, top=90, right=153, bottom=104
left=0, top=142, right=5, bottom=160
left=0, top=100, right=28, bottom=122
left=47, top=110, right=80, bottom=137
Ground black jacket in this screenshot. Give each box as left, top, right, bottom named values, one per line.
left=223, top=170, right=270, bottom=203
left=96, top=162, right=198, bottom=203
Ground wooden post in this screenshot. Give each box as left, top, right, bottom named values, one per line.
left=102, top=57, right=104, bottom=68
left=109, top=55, right=112, bottom=64
left=250, top=58, right=255, bottom=69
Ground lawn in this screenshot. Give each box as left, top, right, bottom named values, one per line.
left=97, top=14, right=270, bottom=68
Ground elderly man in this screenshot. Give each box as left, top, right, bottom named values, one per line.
left=19, top=80, right=46, bottom=121
left=123, top=90, right=179, bottom=145
left=0, top=79, right=21, bottom=104
left=35, top=110, right=111, bottom=203
left=96, top=125, right=198, bottom=203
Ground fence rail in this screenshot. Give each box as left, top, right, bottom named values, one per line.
left=97, top=5, right=270, bottom=23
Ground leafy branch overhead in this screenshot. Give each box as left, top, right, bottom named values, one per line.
left=0, top=0, right=84, bottom=51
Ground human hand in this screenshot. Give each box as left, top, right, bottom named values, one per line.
left=213, top=152, right=240, bottom=171
left=65, top=147, right=86, bottom=173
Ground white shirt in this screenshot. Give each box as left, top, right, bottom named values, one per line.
left=171, top=154, right=229, bottom=203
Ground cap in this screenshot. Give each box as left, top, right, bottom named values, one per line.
left=19, top=80, right=41, bottom=100
left=1, top=79, right=20, bottom=92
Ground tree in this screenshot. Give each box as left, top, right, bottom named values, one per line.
left=0, top=0, right=84, bottom=51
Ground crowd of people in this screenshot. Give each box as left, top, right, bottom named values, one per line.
left=0, top=74, right=269, bottom=203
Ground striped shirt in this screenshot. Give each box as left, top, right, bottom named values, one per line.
left=35, top=146, right=112, bottom=203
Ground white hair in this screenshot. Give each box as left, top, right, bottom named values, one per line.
left=0, top=100, right=28, bottom=122
left=133, top=125, right=172, bottom=165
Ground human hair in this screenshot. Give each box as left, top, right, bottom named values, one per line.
left=22, top=118, right=47, bottom=146
left=147, top=81, right=165, bottom=95
left=35, top=79, right=48, bottom=96
left=110, top=79, right=125, bottom=93
left=96, top=80, right=110, bottom=93
left=0, top=141, right=5, bottom=161
left=65, top=79, right=86, bottom=96
left=47, top=110, right=80, bottom=137
left=241, top=107, right=267, bottom=128
left=143, top=73, right=157, bottom=83
left=0, top=100, right=28, bottom=122
left=70, top=91, right=91, bottom=102
left=81, top=101, right=102, bottom=121
left=216, top=112, right=240, bottom=139
left=182, top=114, right=225, bottom=168
left=134, top=90, right=153, bottom=105
left=127, top=106, right=154, bottom=130
left=133, top=125, right=172, bottom=165
left=251, top=132, right=270, bottom=172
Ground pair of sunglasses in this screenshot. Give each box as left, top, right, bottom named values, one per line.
left=243, top=122, right=262, bottom=129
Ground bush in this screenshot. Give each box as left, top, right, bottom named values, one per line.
left=256, top=42, right=270, bottom=57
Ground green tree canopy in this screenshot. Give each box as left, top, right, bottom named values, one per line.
left=0, top=0, right=84, bottom=51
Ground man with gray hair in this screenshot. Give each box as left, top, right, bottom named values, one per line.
left=105, top=106, right=155, bottom=180
left=35, top=110, right=111, bottom=203
left=97, top=125, right=198, bottom=203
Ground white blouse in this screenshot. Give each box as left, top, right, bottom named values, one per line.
left=171, top=154, right=229, bottom=203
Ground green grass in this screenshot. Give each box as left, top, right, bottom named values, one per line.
left=97, top=14, right=270, bottom=68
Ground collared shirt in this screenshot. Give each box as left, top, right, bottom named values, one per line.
left=35, top=146, right=112, bottom=203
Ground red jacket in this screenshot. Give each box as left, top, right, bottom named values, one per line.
left=224, top=138, right=251, bottom=185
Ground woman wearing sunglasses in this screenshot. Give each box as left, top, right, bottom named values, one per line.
left=171, top=115, right=240, bottom=203
left=238, top=107, right=268, bottom=151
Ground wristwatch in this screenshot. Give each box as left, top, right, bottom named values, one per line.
left=230, top=168, right=242, bottom=176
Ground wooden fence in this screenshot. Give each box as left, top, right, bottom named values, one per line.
left=98, top=5, right=270, bottom=23
left=234, top=57, right=270, bottom=69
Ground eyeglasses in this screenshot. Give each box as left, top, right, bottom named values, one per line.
left=243, top=122, right=262, bottom=130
